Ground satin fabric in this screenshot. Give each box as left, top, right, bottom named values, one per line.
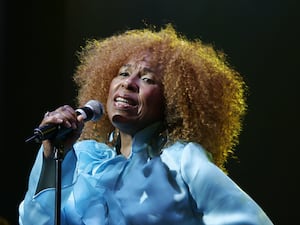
left=19, top=123, right=273, bottom=225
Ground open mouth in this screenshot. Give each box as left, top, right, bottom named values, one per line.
left=115, top=96, right=138, bottom=108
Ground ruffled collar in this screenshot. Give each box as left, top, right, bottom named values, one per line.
left=122, top=121, right=167, bottom=159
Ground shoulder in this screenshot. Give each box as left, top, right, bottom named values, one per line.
left=161, top=141, right=213, bottom=171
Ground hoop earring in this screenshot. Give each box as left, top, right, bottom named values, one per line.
left=108, top=129, right=121, bottom=154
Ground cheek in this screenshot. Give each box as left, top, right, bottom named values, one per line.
left=106, top=82, right=116, bottom=115
left=107, top=80, right=117, bottom=101
left=144, top=88, right=164, bottom=113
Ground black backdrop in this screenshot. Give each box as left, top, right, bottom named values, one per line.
left=1, top=0, right=299, bottom=224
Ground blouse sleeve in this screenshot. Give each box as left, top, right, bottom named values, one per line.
left=18, top=145, right=78, bottom=225
left=18, top=140, right=115, bottom=225
left=180, top=142, right=274, bottom=225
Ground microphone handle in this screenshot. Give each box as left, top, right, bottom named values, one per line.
left=25, top=124, right=73, bottom=143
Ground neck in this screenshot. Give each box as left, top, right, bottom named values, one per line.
left=119, top=132, right=133, bottom=158
left=117, top=121, right=166, bottom=158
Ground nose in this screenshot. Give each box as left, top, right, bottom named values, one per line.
left=121, top=76, right=139, bottom=92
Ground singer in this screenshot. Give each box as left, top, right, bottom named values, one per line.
left=19, top=24, right=273, bottom=225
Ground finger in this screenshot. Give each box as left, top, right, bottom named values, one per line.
left=41, top=105, right=75, bottom=128
left=41, top=111, right=64, bottom=126
left=58, top=105, right=78, bottom=129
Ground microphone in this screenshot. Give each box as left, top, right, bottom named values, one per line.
left=25, top=100, right=104, bottom=144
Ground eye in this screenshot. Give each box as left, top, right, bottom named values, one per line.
left=142, top=76, right=155, bottom=84
left=119, top=72, right=129, bottom=77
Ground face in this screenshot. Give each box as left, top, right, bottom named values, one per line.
left=106, top=53, right=165, bottom=135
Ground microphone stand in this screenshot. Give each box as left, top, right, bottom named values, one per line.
left=53, top=143, right=64, bottom=225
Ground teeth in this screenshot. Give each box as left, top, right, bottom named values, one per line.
left=116, top=97, right=129, bottom=103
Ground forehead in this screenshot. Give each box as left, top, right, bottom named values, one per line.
left=122, top=52, right=162, bottom=73
left=126, top=52, right=153, bottom=64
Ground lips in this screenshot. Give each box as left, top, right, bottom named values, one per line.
left=114, top=95, right=138, bottom=108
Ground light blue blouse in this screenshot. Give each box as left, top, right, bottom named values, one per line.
left=19, top=123, right=273, bottom=225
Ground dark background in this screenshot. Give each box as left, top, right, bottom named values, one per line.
left=1, top=0, right=299, bottom=224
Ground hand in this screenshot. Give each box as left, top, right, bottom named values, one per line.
left=40, top=105, right=84, bottom=158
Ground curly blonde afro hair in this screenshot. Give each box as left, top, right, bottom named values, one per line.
left=73, top=24, right=247, bottom=171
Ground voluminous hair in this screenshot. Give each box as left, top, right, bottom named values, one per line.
left=74, top=24, right=247, bottom=172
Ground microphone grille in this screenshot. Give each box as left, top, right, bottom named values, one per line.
left=84, top=100, right=104, bottom=121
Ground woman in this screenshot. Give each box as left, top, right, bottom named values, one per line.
left=19, top=24, right=273, bottom=224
